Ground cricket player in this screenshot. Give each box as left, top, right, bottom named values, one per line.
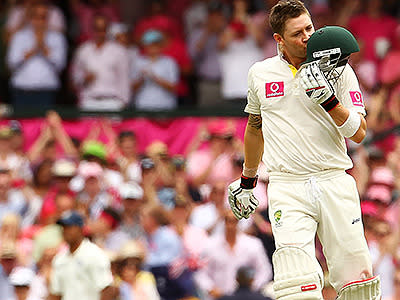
left=227, top=0, right=381, bottom=299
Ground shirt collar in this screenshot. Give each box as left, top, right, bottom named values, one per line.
left=277, top=44, right=298, bottom=77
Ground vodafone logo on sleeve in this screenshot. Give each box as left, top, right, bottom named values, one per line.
left=350, top=91, right=364, bottom=107
left=266, top=82, right=284, bottom=98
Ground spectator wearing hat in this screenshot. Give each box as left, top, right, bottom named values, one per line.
left=131, top=29, right=179, bottom=111
left=71, top=14, right=130, bottom=111
left=217, top=266, right=272, bottom=300
left=75, top=162, right=119, bottom=220
left=6, top=3, right=67, bottom=110
left=0, top=241, right=18, bottom=300
left=9, top=266, right=35, bottom=300
left=118, top=240, right=160, bottom=300
left=195, top=210, right=272, bottom=299
left=49, top=210, right=114, bottom=300
left=119, top=183, right=146, bottom=240
left=86, top=207, right=130, bottom=252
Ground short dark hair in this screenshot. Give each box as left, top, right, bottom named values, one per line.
left=269, top=0, right=310, bottom=36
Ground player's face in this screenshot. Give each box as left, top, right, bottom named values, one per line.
left=275, top=13, right=314, bottom=62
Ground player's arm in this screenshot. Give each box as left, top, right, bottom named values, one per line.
left=243, top=113, right=264, bottom=177
left=328, top=104, right=366, bottom=143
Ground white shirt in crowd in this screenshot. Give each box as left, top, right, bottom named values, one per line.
left=50, top=239, right=113, bottom=300
left=72, top=41, right=130, bottom=111
left=7, top=28, right=67, bottom=90
left=132, top=55, right=179, bottom=111
left=6, top=5, right=66, bottom=33
left=245, top=50, right=366, bottom=175
left=219, top=36, right=264, bottom=99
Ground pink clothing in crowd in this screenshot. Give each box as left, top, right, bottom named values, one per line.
left=186, top=150, right=234, bottom=185
left=195, top=233, right=272, bottom=296
left=380, top=50, right=400, bottom=103
left=348, top=14, right=398, bottom=63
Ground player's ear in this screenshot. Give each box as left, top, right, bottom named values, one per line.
left=273, top=33, right=283, bottom=45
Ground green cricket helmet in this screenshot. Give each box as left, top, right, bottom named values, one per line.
left=304, top=26, right=359, bottom=84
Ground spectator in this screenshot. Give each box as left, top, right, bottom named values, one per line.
left=195, top=210, right=272, bottom=299
left=217, top=0, right=264, bottom=107
left=188, top=1, right=227, bottom=107
left=69, top=0, right=120, bottom=43
left=0, top=242, right=17, bottom=300
left=118, top=240, right=160, bottom=300
left=186, top=120, right=236, bottom=189
left=9, top=267, right=35, bottom=300
left=49, top=210, right=114, bottom=300
left=118, top=183, right=146, bottom=240
left=6, top=0, right=66, bottom=42
left=217, top=266, right=272, bottom=300
left=71, top=14, right=130, bottom=111
left=140, top=204, right=197, bottom=300
left=7, top=3, right=67, bottom=110
left=131, top=30, right=179, bottom=111
left=116, top=131, right=141, bottom=184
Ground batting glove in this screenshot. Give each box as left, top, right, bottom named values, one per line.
left=299, top=61, right=339, bottom=112
left=228, top=175, right=259, bottom=220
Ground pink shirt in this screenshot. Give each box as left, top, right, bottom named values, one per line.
left=348, top=14, right=398, bottom=63
left=380, top=50, right=400, bottom=103
left=195, top=233, right=272, bottom=296
left=187, top=150, right=234, bottom=185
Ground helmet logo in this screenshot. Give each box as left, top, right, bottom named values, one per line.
left=313, top=47, right=341, bottom=59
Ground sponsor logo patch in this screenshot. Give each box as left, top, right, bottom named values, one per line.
left=301, top=284, right=317, bottom=292
left=266, top=82, right=284, bottom=98
left=350, top=91, right=364, bottom=107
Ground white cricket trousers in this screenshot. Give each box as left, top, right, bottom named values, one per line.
left=268, top=169, right=372, bottom=291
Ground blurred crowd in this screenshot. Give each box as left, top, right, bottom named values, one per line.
left=0, top=0, right=399, bottom=300
left=0, top=0, right=398, bottom=112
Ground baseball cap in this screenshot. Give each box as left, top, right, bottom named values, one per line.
left=0, top=242, right=17, bottom=259
left=108, top=22, right=129, bottom=40
left=78, top=161, right=103, bottom=179
left=141, top=30, right=163, bottom=45
left=366, top=185, right=392, bottom=205
left=82, top=141, right=107, bottom=161
left=56, top=211, right=84, bottom=227
left=120, top=182, right=143, bottom=200
left=119, top=240, right=146, bottom=260
left=370, top=167, right=394, bottom=187
left=0, top=126, right=12, bottom=139
left=52, top=159, right=77, bottom=177
left=207, top=120, right=234, bottom=138
left=9, top=267, right=35, bottom=287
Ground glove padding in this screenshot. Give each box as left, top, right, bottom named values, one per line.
left=299, top=61, right=335, bottom=105
left=228, top=179, right=259, bottom=220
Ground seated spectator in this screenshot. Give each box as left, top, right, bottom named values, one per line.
left=71, top=14, right=130, bottom=111
left=188, top=1, right=226, bottom=107
left=119, top=183, right=146, bottom=240
left=9, top=266, right=35, bottom=300
left=7, top=3, right=67, bottom=110
left=0, top=242, right=17, bottom=300
left=131, top=30, right=179, bottom=111
left=195, top=210, right=272, bottom=299
left=217, top=0, right=264, bottom=107
left=118, top=240, right=160, bottom=300
left=69, top=0, right=120, bottom=43
left=217, top=266, right=272, bottom=300
left=5, top=0, right=66, bottom=42
left=140, top=204, right=197, bottom=300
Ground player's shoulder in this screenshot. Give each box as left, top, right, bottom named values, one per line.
left=249, top=55, right=280, bottom=74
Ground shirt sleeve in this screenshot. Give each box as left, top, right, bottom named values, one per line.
left=91, top=248, right=113, bottom=291
left=47, top=32, right=67, bottom=71
left=49, top=256, right=62, bottom=295
left=244, top=64, right=261, bottom=115
left=7, top=32, right=27, bottom=70
left=335, top=64, right=366, bottom=115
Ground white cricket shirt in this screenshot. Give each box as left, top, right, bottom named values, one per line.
left=50, top=239, right=113, bottom=300
left=245, top=52, right=365, bottom=175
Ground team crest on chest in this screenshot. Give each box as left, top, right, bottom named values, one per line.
left=265, top=81, right=284, bottom=98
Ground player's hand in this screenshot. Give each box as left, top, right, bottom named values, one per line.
left=228, top=177, right=259, bottom=220
left=299, top=61, right=335, bottom=105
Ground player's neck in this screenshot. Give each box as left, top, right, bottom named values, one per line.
left=282, top=51, right=304, bottom=70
